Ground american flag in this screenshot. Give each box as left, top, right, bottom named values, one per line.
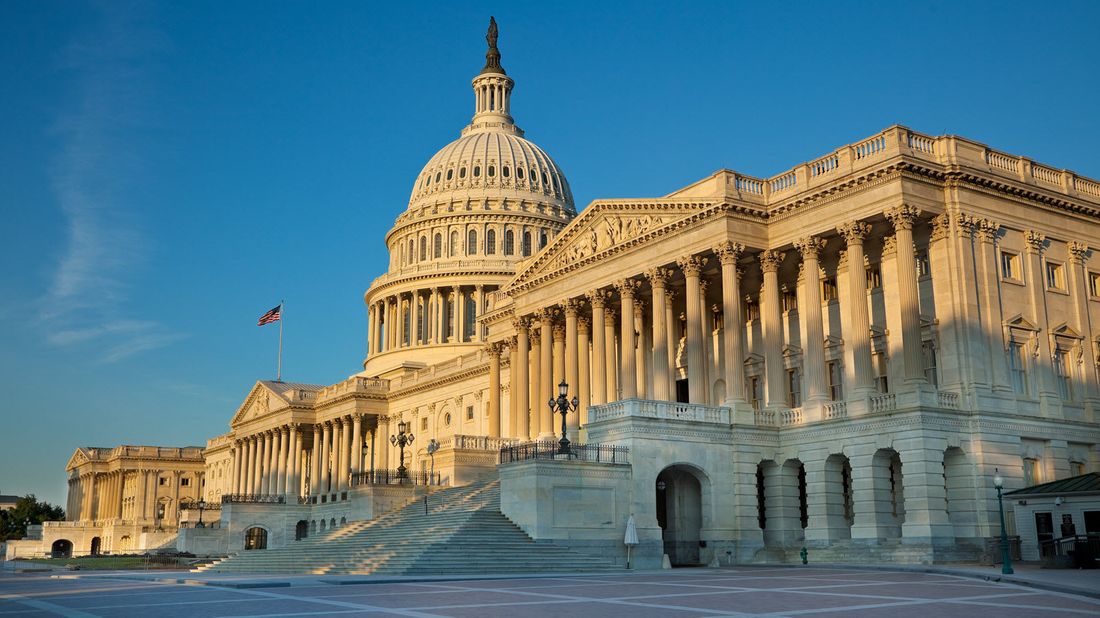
left=257, top=305, right=281, bottom=326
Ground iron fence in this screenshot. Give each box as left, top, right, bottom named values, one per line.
left=499, top=441, right=630, bottom=464
left=220, top=494, right=286, bottom=504
left=352, top=468, right=442, bottom=487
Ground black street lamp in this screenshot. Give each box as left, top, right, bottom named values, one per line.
left=547, top=379, right=579, bottom=454
left=361, top=442, right=369, bottom=482
left=194, top=499, right=208, bottom=528
left=390, top=420, right=415, bottom=479
left=993, top=468, right=1014, bottom=575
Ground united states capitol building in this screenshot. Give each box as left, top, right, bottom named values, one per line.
left=13, top=21, right=1100, bottom=571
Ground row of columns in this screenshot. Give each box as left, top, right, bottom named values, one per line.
left=487, top=205, right=930, bottom=434
left=232, top=416, right=373, bottom=498
left=68, top=468, right=202, bottom=524
left=368, top=285, right=490, bottom=356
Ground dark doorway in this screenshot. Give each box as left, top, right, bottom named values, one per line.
left=1036, top=512, right=1054, bottom=557
left=1085, top=511, right=1100, bottom=537
left=675, top=379, right=689, bottom=403
left=51, top=539, right=73, bottom=558
left=89, top=537, right=101, bottom=556
left=656, top=466, right=703, bottom=566
left=244, top=527, right=268, bottom=550
left=295, top=520, right=309, bottom=541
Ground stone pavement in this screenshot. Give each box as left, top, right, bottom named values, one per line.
left=1, top=565, right=1098, bottom=617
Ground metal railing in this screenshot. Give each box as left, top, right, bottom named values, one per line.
left=1040, top=535, right=1100, bottom=568
left=352, top=469, right=442, bottom=487
left=220, top=494, right=286, bottom=504
left=499, top=441, right=630, bottom=464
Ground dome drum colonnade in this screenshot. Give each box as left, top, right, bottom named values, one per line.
left=486, top=204, right=937, bottom=441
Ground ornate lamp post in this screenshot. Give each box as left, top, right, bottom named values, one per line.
left=426, top=439, right=440, bottom=483
left=194, top=499, right=208, bottom=528
left=993, top=468, right=1014, bottom=575
left=547, top=379, right=579, bottom=454
left=390, top=420, right=415, bottom=479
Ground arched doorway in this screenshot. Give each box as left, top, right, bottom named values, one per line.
left=51, top=539, right=73, bottom=558
left=90, top=537, right=101, bottom=556
left=244, top=527, right=267, bottom=550
left=295, top=520, right=308, bottom=541
left=656, top=466, right=703, bottom=566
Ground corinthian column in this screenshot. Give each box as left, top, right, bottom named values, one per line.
left=276, top=427, right=288, bottom=495
left=837, top=221, right=874, bottom=395
left=587, top=291, right=608, bottom=404
left=529, top=327, right=543, bottom=439
left=615, top=279, right=640, bottom=398
left=563, top=299, right=580, bottom=423
left=677, top=255, right=707, bottom=403
left=487, top=343, right=502, bottom=437
left=577, top=317, right=591, bottom=424
left=514, top=319, right=530, bottom=438
left=537, top=309, right=553, bottom=436
left=714, top=243, right=745, bottom=405
left=319, top=422, right=331, bottom=494
left=885, top=205, right=926, bottom=385
left=794, top=236, right=828, bottom=404
left=646, top=267, right=673, bottom=401
left=604, top=308, right=618, bottom=400
left=759, top=250, right=786, bottom=408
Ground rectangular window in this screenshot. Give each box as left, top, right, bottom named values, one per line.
left=1071, top=461, right=1086, bottom=476
left=1090, top=272, right=1100, bottom=297
left=420, top=416, right=428, bottom=431
left=747, top=376, right=762, bottom=410
left=1023, top=457, right=1040, bottom=486
left=873, top=352, right=889, bottom=394
left=827, top=361, right=843, bottom=401
left=1001, top=251, right=1020, bottom=280
left=1046, top=261, right=1066, bottom=291
left=466, top=405, right=474, bottom=421
left=158, top=477, right=167, bottom=486
left=822, top=277, right=838, bottom=301
left=1053, top=349, right=1073, bottom=401
left=782, top=291, right=798, bottom=313
left=1008, top=341, right=1029, bottom=395
left=181, top=478, right=191, bottom=487
left=866, top=267, right=882, bottom=290
left=922, top=341, right=938, bottom=387
left=786, top=369, right=801, bottom=408
left=745, top=299, right=760, bottom=321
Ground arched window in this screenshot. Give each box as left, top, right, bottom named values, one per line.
left=459, top=167, right=466, bottom=179
left=402, top=305, right=411, bottom=346
left=517, top=167, right=524, bottom=179
left=419, top=236, right=427, bottom=261
left=408, top=239, right=414, bottom=263
left=434, top=233, right=442, bottom=259
left=465, top=294, right=477, bottom=340
left=502, top=166, right=510, bottom=178
left=522, top=231, right=532, bottom=256
left=488, top=165, right=495, bottom=177
left=467, top=230, right=477, bottom=255
left=486, top=229, right=497, bottom=255
left=435, top=172, right=441, bottom=183
left=446, top=168, right=453, bottom=181
left=449, top=230, right=459, bottom=257
left=504, top=229, right=515, bottom=255
left=399, top=242, right=405, bottom=266
left=539, top=229, right=548, bottom=249
left=542, top=172, right=548, bottom=185
left=474, top=165, right=481, bottom=177
left=244, top=527, right=268, bottom=550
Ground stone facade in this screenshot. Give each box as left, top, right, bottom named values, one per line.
left=39, top=21, right=1100, bottom=565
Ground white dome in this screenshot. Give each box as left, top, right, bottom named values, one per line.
left=408, top=130, right=573, bottom=211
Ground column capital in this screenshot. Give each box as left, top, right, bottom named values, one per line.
left=644, top=266, right=674, bottom=287
left=604, top=307, right=617, bottom=325
left=929, top=213, right=951, bottom=242
left=1025, top=230, right=1046, bottom=254
left=484, top=341, right=504, bottom=357
left=758, top=249, right=786, bottom=273
left=713, top=241, right=745, bottom=265
left=614, top=278, right=641, bottom=297
left=552, top=324, right=566, bottom=341
left=676, top=255, right=707, bottom=276
left=880, top=236, right=897, bottom=257
left=529, top=329, right=541, bottom=345
left=976, top=218, right=1000, bottom=243
left=561, top=297, right=582, bottom=316
left=1069, top=240, right=1089, bottom=264
left=793, top=236, right=826, bottom=260
left=585, top=289, right=611, bottom=309
left=533, top=307, right=552, bottom=322
left=475, top=283, right=485, bottom=292
left=885, top=204, right=922, bottom=231
left=511, top=316, right=529, bottom=332
left=577, top=316, right=591, bottom=332
left=836, top=220, right=872, bottom=244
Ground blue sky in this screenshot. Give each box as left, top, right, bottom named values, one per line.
left=2, top=1, right=1098, bottom=507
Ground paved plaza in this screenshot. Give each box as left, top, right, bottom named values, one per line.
left=1, top=566, right=1098, bottom=617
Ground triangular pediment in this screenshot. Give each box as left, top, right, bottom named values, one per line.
left=230, top=382, right=277, bottom=426
left=744, top=352, right=765, bottom=367
left=1004, top=314, right=1039, bottom=331
left=509, top=201, right=711, bottom=289
left=65, top=448, right=89, bottom=471
left=1050, top=323, right=1083, bottom=339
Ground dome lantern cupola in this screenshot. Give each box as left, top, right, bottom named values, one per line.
left=468, top=16, right=520, bottom=136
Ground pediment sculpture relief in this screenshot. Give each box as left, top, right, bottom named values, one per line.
left=250, top=392, right=269, bottom=418
left=557, top=214, right=670, bottom=269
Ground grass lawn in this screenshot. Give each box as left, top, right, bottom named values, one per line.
left=16, top=556, right=191, bottom=570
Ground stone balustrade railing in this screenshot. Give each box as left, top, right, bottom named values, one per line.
left=317, top=376, right=391, bottom=402
left=870, top=393, right=897, bottom=413
left=938, top=391, right=960, bottom=410
left=823, top=401, right=848, bottom=419
left=439, top=434, right=518, bottom=451
left=780, top=408, right=803, bottom=426
left=754, top=409, right=776, bottom=426
left=725, top=125, right=1099, bottom=208
left=588, top=399, right=731, bottom=425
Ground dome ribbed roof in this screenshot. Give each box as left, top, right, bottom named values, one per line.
left=408, top=130, right=573, bottom=210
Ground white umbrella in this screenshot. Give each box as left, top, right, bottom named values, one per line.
left=624, top=514, right=639, bottom=568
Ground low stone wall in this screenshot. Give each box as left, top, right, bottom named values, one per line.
left=177, top=527, right=228, bottom=556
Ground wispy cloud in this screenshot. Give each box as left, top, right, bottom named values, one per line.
left=39, top=2, right=183, bottom=362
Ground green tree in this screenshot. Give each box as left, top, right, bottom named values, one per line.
left=0, top=495, right=65, bottom=541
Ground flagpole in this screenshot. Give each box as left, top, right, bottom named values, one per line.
left=277, top=300, right=284, bottom=382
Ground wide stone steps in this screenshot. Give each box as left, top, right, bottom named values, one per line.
left=196, top=479, right=621, bottom=575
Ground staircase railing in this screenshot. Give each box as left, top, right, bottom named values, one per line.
left=352, top=468, right=443, bottom=487
left=221, top=494, right=286, bottom=504
left=499, top=441, right=630, bottom=465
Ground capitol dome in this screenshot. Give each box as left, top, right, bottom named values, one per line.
left=363, top=18, right=576, bottom=376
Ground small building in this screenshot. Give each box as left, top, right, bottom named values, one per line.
left=1006, top=473, right=1100, bottom=562
left=0, top=495, right=19, bottom=511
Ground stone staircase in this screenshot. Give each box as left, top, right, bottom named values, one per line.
left=195, top=480, right=621, bottom=575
